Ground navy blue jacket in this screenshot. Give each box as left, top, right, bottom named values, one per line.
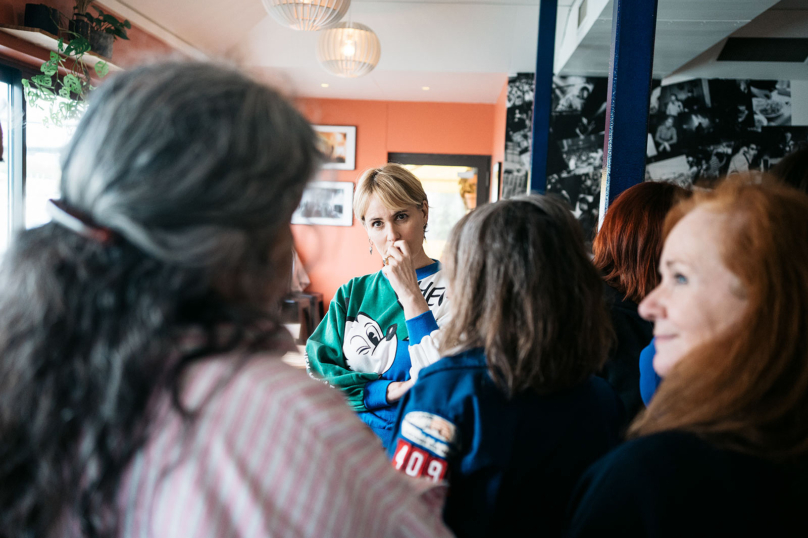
left=567, top=430, right=808, bottom=537
left=388, top=348, right=623, bottom=538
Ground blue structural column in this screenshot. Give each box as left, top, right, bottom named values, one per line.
left=529, top=0, right=558, bottom=194
left=599, top=0, right=659, bottom=225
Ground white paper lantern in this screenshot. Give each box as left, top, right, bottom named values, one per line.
left=317, top=22, right=381, bottom=78
left=262, top=0, right=350, bottom=32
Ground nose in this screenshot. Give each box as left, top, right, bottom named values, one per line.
left=638, top=285, right=664, bottom=322
left=385, top=226, right=400, bottom=243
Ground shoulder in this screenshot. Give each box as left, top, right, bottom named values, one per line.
left=185, top=354, right=364, bottom=435
left=338, top=271, right=384, bottom=294
left=333, top=271, right=388, bottom=305
left=577, top=430, right=725, bottom=495
left=419, top=348, right=487, bottom=382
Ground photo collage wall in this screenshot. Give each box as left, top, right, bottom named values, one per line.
left=504, top=73, right=807, bottom=239
left=502, top=73, right=534, bottom=199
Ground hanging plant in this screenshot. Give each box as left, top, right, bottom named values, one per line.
left=21, top=35, right=109, bottom=127
left=21, top=1, right=129, bottom=127
left=85, top=7, right=131, bottom=58
left=86, top=7, right=131, bottom=41
left=74, top=0, right=95, bottom=14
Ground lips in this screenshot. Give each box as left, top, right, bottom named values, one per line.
left=654, top=334, right=677, bottom=344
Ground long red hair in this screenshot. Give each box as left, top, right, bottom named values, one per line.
left=631, top=177, right=808, bottom=459
left=593, top=181, right=689, bottom=303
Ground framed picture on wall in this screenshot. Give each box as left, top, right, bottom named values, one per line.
left=292, top=180, right=354, bottom=227
left=314, top=125, right=357, bottom=170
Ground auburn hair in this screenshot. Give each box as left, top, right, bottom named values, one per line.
left=440, top=195, right=613, bottom=397
left=631, top=177, right=808, bottom=459
left=593, top=181, right=689, bottom=303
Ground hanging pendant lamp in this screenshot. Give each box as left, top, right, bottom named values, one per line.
left=316, top=22, right=381, bottom=78
left=262, top=0, right=350, bottom=32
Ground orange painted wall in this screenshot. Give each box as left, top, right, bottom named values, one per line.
left=293, top=97, right=500, bottom=306
left=492, top=81, right=508, bottom=167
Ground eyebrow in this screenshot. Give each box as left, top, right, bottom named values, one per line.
left=664, top=259, right=691, bottom=269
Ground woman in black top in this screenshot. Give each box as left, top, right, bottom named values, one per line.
left=568, top=179, right=808, bottom=537
left=592, top=181, right=687, bottom=423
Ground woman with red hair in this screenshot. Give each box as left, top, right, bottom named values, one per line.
left=567, top=179, right=808, bottom=536
left=592, top=181, right=687, bottom=422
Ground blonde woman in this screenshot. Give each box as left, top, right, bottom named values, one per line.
left=307, top=164, right=450, bottom=449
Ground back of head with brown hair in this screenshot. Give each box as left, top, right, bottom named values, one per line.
left=440, top=194, right=613, bottom=397
left=592, top=181, right=689, bottom=304
left=631, top=177, right=808, bottom=459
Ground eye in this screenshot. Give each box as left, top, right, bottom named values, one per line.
left=349, top=335, right=371, bottom=355
left=395, top=213, right=408, bottom=221
left=370, top=220, right=383, bottom=228
left=674, top=273, right=688, bottom=285
left=366, top=325, right=382, bottom=347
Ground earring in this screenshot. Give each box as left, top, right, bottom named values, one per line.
left=369, top=240, right=373, bottom=255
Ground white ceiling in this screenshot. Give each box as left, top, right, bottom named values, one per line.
left=666, top=0, right=808, bottom=83
left=101, top=0, right=807, bottom=104
left=558, top=0, right=784, bottom=78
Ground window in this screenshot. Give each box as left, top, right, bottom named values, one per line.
left=0, top=79, right=10, bottom=252
left=0, top=63, right=82, bottom=255
left=24, top=101, right=78, bottom=228
left=0, top=64, right=24, bottom=255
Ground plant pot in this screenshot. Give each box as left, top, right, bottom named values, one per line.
left=24, top=4, right=59, bottom=35
left=69, top=13, right=90, bottom=40
left=89, top=30, right=113, bottom=58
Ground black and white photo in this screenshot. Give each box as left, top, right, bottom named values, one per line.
left=292, top=180, right=354, bottom=226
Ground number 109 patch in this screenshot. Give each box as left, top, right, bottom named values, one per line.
left=392, top=439, right=448, bottom=483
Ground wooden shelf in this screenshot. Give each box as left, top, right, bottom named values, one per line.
left=0, top=24, right=122, bottom=72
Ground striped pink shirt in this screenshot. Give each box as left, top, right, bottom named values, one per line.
left=118, top=355, right=453, bottom=538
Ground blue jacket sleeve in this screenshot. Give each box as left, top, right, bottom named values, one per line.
left=639, top=339, right=662, bottom=406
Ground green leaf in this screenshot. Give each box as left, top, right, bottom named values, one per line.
left=65, top=37, right=91, bottom=57
left=58, top=86, right=71, bottom=99
left=42, top=63, right=58, bottom=76
left=94, top=61, right=110, bottom=78
left=31, top=75, right=53, bottom=88
left=64, top=74, right=83, bottom=94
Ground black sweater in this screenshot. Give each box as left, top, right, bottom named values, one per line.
left=598, top=283, right=654, bottom=425
left=566, top=430, right=808, bottom=537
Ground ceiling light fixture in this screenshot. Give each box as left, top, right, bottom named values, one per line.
left=317, top=22, right=381, bottom=78
left=422, top=86, right=430, bottom=91
left=261, top=0, right=350, bottom=32
left=321, top=83, right=329, bottom=87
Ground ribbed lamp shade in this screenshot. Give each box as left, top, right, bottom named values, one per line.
left=261, top=0, right=350, bottom=31
left=317, top=22, right=381, bottom=78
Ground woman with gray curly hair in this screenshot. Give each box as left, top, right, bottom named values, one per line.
left=0, top=62, right=451, bottom=538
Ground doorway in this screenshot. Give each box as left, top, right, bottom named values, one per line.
left=388, top=153, right=491, bottom=261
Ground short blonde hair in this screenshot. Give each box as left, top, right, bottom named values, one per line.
left=354, top=163, right=428, bottom=222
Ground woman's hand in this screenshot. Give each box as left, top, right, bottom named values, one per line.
left=386, top=379, right=415, bottom=404
left=382, top=240, right=429, bottom=319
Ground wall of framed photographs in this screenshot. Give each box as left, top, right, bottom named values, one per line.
left=504, top=73, right=807, bottom=240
